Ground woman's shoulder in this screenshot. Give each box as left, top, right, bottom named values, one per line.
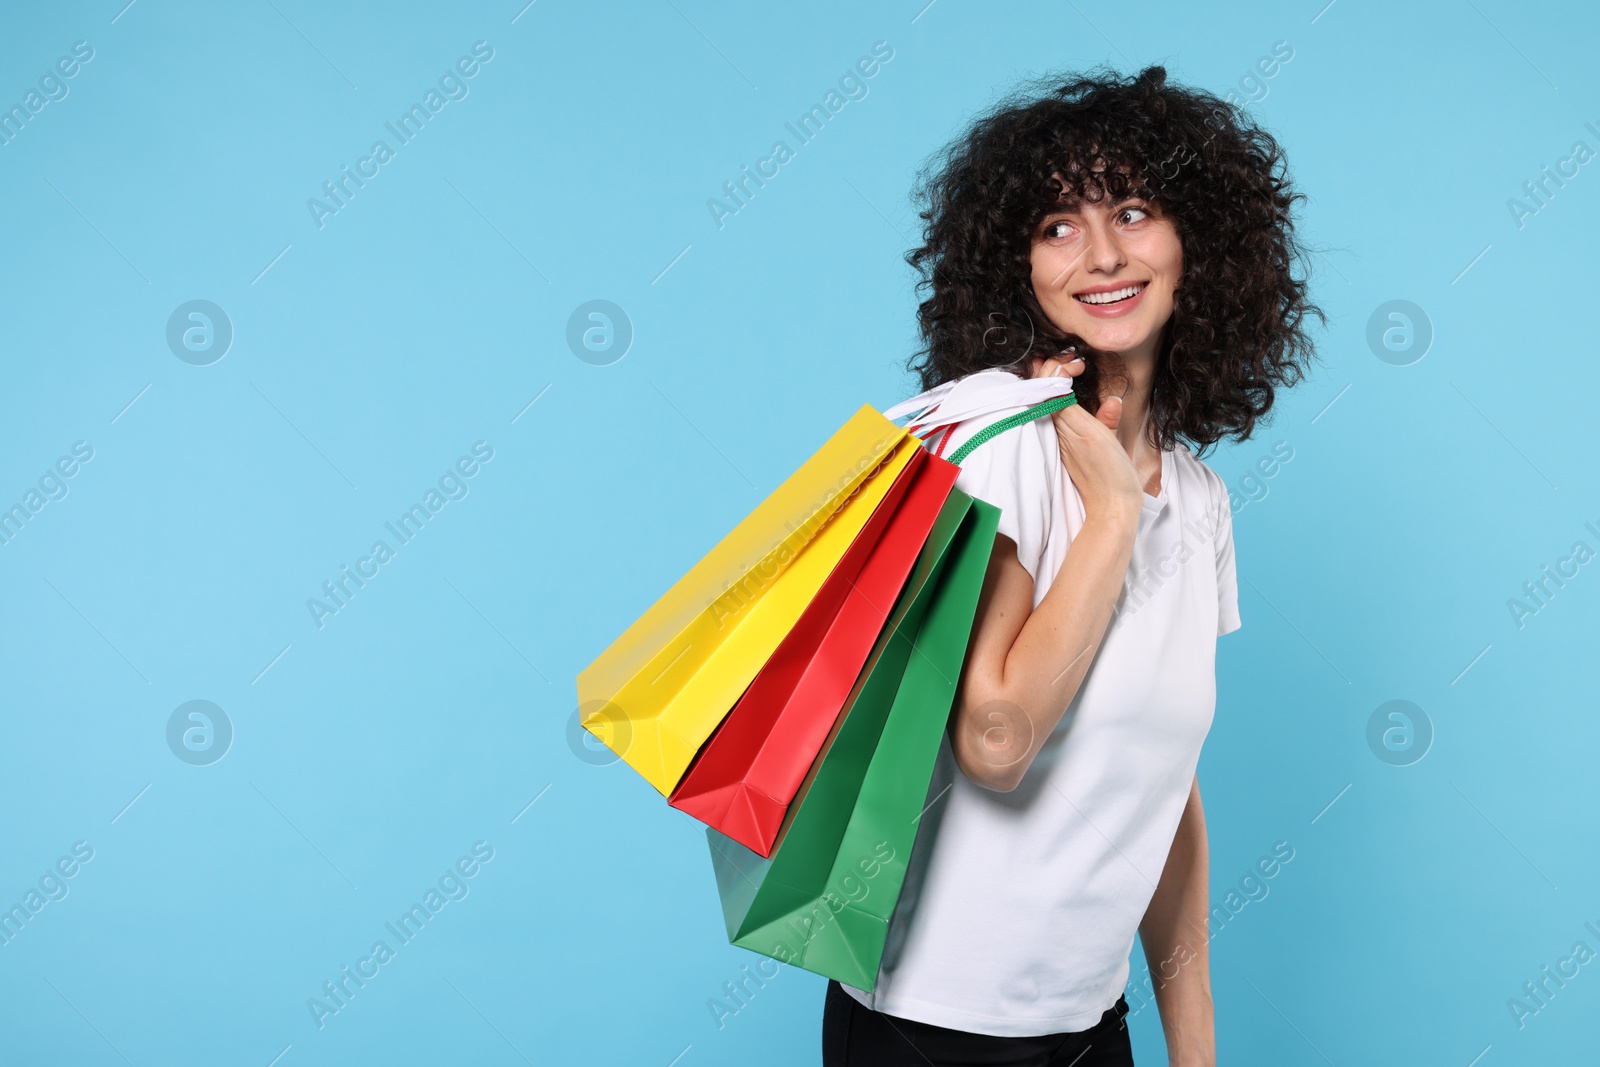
left=1168, top=442, right=1231, bottom=516
left=949, top=422, right=1057, bottom=580
left=942, top=398, right=1058, bottom=482
left=1168, top=441, right=1214, bottom=480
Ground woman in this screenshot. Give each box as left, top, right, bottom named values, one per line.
left=823, top=66, right=1322, bottom=1065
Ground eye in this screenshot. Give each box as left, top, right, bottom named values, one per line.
left=1041, top=218, right=1076, bottom=240
left=1118, top=204, right=1152, bottom=224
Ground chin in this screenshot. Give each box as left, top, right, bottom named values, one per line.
left=1073, top=322, right=1158, bottom=353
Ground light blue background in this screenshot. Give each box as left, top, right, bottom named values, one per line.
left=2, top=1, right=1597, bottom=1064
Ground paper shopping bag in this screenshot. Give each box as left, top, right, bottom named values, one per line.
left=577, top=405, right=919, bottom=794
left=670, top=445, right=961, bottom=856
left=705, top=486, right=1000, bottom=990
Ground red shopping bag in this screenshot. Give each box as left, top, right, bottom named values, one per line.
left=669, top=445, right=959, bottom=856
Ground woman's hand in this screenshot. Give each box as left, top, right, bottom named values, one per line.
left=1028, top=353, right=1144, bottom=522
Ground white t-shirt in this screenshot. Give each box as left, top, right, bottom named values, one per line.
left=845, top=369, right=1241, bottom=1036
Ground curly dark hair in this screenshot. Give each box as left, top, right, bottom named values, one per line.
left=904, top=64, right=1324, bottom=456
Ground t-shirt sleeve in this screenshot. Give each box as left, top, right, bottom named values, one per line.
left=1212, top=471, right=1241, bottom=636
left=946, top=416, right=1052, bottom=584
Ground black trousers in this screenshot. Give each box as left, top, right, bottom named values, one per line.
left=822, top=979, right=1134, bottom=1066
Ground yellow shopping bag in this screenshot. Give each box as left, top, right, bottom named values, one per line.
left=578, top=405, right=918, bottom=795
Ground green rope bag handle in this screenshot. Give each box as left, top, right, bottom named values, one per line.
left=945, top=392, right=1078, bottom=466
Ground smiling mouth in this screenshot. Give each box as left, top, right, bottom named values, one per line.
left=1074, top=282, right=1148, bottom=306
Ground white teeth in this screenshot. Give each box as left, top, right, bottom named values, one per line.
left=1076, top=283, right=1145, bottom=305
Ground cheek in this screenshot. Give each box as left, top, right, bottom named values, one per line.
left=1135, top=233, right=1183, bottom=301
left=1029, top=247, right=1074, bottom=297
left=1154, top=227, right=1184, bottom=277
left=1028, top=249, right=1051, bottom=291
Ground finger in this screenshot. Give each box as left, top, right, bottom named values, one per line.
left=1096, top=394, right=1123, bottom=432
left=1029, top=353, right=1072, bottom=377
left=1034, top=352, right=1082, bottom=379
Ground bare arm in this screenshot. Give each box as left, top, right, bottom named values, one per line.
left=1139, top=775, right=1215, bottom=1066
left=950, top=513, right=1137, bottom=791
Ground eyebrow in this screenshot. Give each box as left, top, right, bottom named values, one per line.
left=1040, top=194, right=1153, bottom=217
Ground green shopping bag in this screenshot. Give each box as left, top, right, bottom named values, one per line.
left=705, top=484, right=1000, bottom=990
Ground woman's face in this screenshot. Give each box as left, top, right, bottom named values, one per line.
left=1028, top=191, right=1183, bottom=360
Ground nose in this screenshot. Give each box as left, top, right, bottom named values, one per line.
left=1082, top=216, right=1127, bottom=275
